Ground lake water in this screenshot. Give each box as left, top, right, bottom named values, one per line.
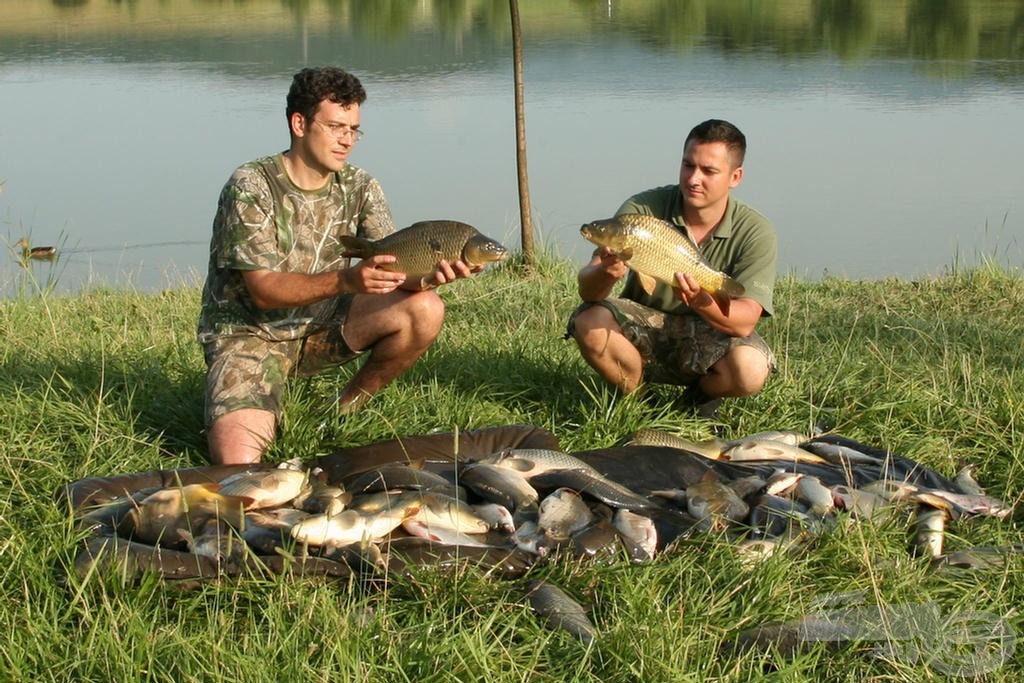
left=2, top=0, right=1022, bottom=294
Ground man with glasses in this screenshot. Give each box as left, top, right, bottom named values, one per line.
left=566, top=119, right=777, bottom=419
left=197, top=66, right=478, bottom=464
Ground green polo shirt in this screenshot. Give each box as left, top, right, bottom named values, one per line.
left=616, top=185, right=777, bottom=316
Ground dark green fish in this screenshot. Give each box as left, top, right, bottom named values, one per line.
left=341, top=220, right=508, bottom=280
left=526, top=580, right=597, bottom=645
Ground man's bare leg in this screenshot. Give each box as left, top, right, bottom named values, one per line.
left=570, top=305, right=644, bottom=394
left=207, top=408, right=276, bottom=465
left=337, top=290, right=446, bottom=412
left=701, top=345, right=770, bottom=398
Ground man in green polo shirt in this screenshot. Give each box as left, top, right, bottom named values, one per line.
left=566, top=119, right=777, bottom=418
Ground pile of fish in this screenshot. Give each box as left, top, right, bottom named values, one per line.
left=65, top=426, right=1016, bottom=643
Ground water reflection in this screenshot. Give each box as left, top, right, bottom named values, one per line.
left=2, top=0, right=1021, bottom=292
left=10, top=0, right=1022, bottom=72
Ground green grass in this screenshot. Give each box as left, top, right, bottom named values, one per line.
left=1, top=254, right=1022, bottom=681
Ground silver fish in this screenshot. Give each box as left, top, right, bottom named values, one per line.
left=292, top=481, right=351, bottom=516
left=179, top=518, right=246, bottom=564
left=217, top=468, right=309, bottom=510
left=623, top=428, right=726, bottom=459
left=799, top=441, right=882, bottom=466
left=290, top=502, right=417, bottom=547
left=400, top=519, right=498, bottom=548
left=794, top=475, right=836, bottom=516
left=473, top=503, right=516, bottom=533
left=612, top=509, right=658, bottom=559
left=830, top=485, right=894, bottom=524
left=513, top=520, right=550, bottom=557
left=580, top=213, right=744, bottom=309
left=476, top=448, right=599, bottom=479
left=405, top=493, right=490, bottom=535
left=685, top=476, right=749, bottom=531
left=479, top=448, right=651, bottom=509
left=340, top=219, right=508, bottom=280
left=538, top=487, right=594, bottom=541
left=912, top=504, right=947, bottom=558
left=953, top=464, right=987, bottom=496
left=459, top=462, right=539, bottom=511
left=912, top=488, right=1012, bottom=520
left=722, top=430, right=811, bottom=449
left=765, top=471, right=802, bottom=496
left=723, top=440, right=828, bottom=465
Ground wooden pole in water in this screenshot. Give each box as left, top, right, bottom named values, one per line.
left=509, top=0, right=535, bottom=266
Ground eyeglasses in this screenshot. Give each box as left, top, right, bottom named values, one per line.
left=312, top=119, right=364, bottom=141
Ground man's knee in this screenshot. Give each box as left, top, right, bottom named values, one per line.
left=400, top=290, right=446, bottom=339
left=711, top=345, right=770, bottom=397
left=570, top=304, right=618, bottom=345
left=207, top=408, right=277, bottom=465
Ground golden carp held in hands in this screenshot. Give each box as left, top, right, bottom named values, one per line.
left=580, top=213, right=744, bottom=311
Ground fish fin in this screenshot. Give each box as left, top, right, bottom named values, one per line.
left=618, top=247, right=634, bottom=261
left=713, top=277, right=745, bottom=314
left=402, top=519, right=440, bottom=541
left=722, top=276, right=745, bottom=298
left=713, top=289, right=732, bottom=315
left=226, top=494, right=256, bottom=509
left=637, top=272, right=657, bottom=295
left=340, top=235, right=373, bottom=258
left=499, top=458, right=535, bottom=474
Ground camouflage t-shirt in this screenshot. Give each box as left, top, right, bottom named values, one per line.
left=197, top=154, right=396, bottom=343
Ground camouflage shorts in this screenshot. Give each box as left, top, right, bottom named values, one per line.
left=202, top=294, right=363, bottom=425
left=566, top=297, right=776, bottom=386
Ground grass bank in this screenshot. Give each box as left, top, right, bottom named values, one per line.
left=1, top=256, right=1022, bottom=681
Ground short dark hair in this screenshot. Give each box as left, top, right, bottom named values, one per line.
left=286, top=67, right=366, bottom=121
left=685, top=119, right=746, bottom=167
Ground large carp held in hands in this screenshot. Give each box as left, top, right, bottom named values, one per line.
left=580, top=213, right=745, bottom=310
left=341, top=220, right=508, bottom=280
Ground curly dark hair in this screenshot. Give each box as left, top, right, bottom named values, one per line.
left=286, top=67, right=367, bottom=122
left=685, top=119, right=747, bottom=167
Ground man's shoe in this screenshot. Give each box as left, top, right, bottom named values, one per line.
left=680, top=385, right=722, bottom=419
left=695, top=396, right=722, bottom=419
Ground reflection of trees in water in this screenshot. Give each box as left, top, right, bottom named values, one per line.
left=908, top=0, right=977, bottom=60
left=474, top=0, right=513, bottom=43
left=708, top=2, right=783, bottom=52
left=626, top=1, right=706, bottom=51
left=814, top=0, right=878, bottom=61
left=11, top=0, right=1024, bottom=83
left=907, top=0, right=978, bottom=78
left=349, top=0, right=416, bottom=42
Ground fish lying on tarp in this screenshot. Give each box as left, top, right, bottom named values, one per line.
left=580, top=213, right=744, bottom=310
left=341, top=219, right=508, bottom=281
left=60, top=425, right=1016, bottom=645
